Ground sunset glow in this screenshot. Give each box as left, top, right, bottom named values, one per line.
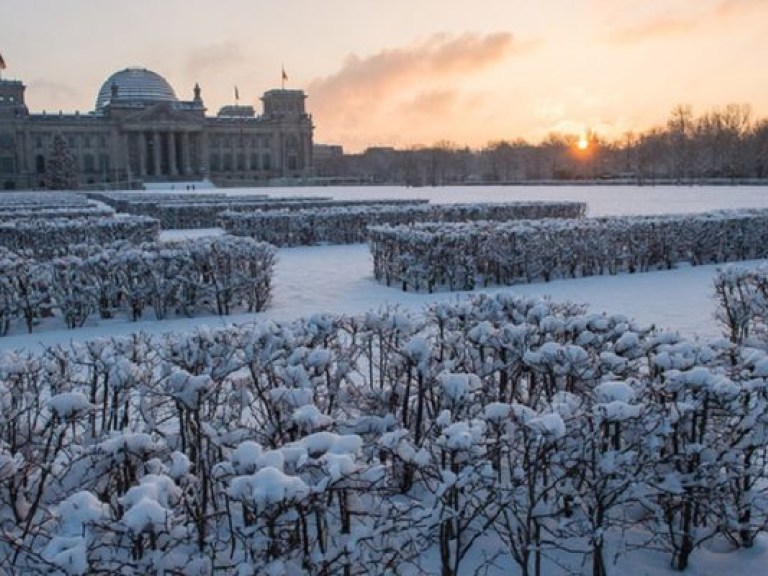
left=577, top=135, right=589, bottom=151
left=1, top=0, right=766, bottom=152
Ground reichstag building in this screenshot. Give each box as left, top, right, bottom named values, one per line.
left=0, top=67, right=314, bottom=189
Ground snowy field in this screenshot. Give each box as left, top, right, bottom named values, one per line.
left=4, top=185, right=768, bottom=575
left=2, top=184, right=768, bottom=352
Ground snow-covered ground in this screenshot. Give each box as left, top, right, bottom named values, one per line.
left=2, top=184, right=767, bottom=352
left=4, top=185, right=768, bottom=574
left=0, top=242, right=736, bottom=352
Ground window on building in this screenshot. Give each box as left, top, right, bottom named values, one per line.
left=35, top=155, right=46, bottom=174
left=0, top=133, right=14, bottom=149
left=223, top=154, right=233, bottom=170
left=99, top=154, right=110, bottom=174
left=250, top=153, right=260, bottom=170
left=237, top=153, right=245, bottom=171
left=210, top=153, right=220, bottom=172
left=262, top=153, right=271, bottom=171
left=35, top=135, right=44, bottom=149
left=83, top=136, right=92, bottom=149
left=84, top=154, right=95, bottom=173
left=0, top=157, right=14, bottom=173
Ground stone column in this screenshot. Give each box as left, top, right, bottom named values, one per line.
left=139, top=132, right=147, bottom=177
left=121, top=133, right=130, bottom=184
left=169, top=131, right=178, bottom=176
left=200, top=133, right=210, bottom=176
left=182, top=132, right=191, bottom=176
left=153, top=131, right=161, bottom=176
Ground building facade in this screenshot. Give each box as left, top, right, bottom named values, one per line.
left=0, top=67, right=314, bottom=190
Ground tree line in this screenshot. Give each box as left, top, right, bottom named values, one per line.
left=315, top=104, right=768, bottom=185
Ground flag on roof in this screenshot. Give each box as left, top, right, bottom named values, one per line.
left=282, top=66, right=288, bottom=82
left=234, top=85, right=239, bottom=101
left=0, top=53, right=6, bottom=70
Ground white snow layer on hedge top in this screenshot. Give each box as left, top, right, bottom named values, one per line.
left=229, top=466, right=310, bottom=508
left=0, top=234, right=276, bottom=335
left=118, top=474, right=182, bottom=536
left=221, top=200, right=586, bottom=246
left=46, top=391, right=92, bottom=420
left=0, top=205, right=115, bottom=222
left=4, top=289, right=768, bottom=573
left=0, top=191, right=91, bottom=208
left=0, top=215, right=160, bottom=257
left=439, top=372, right=481, bottom=404
left=369, top=208, right=768, bottom=291
left=45, top=491, right=110, bottom=574
left=89, top=190, right=428, bottom=229
left=595, top=380, right=636, bottom=404
left=524, top=412, right=567, bottom=439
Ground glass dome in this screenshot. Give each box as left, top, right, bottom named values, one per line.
left=95, top=67, right=178, bottom=111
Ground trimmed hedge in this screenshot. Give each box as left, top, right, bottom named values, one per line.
left=89, top=192, right=431, bottom=229
left=0, top=190, right=90, bottom=208
left=87, top=191, right=271, bottom=212
left=0, top=235, right=276, bottom=335
left=145, top=198, right=429, bottom=229
left=0, top=216, right=160, bottom=258
left=223, top=201, right=587, bottom=247
left=0, top=206, right=115, bottom=221
left=369, top=208, right=768, bottom=292
left=1, top=292, right=767, bottom=573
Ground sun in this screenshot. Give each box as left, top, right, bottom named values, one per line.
left=577, top=135, right=589, bottom=151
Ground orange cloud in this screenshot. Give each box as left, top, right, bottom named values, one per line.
left=397, top=89, right=460, bottom=120
left=608, top=16, right=695, bottom=44
left=607, top=0, right=768, bottom=45
left=308, top=32, right=528, bottom=149
left=310, top=32, right=515, bottom=99
left=714, top=0, right=768, bottom=18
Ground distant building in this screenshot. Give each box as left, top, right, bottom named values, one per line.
left=0, top=67, right=314, bottom=190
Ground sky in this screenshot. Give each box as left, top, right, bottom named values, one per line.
left=1, top=0, right=766, bottom=152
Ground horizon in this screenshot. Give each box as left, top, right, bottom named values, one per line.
left=1, top=0, right=766, bottom=153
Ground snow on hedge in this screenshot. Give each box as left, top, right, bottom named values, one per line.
left=0, top=206, right=115, bottom=222
left=90, top=190, right=429, bottom=229
left=1, top=290, right=768, bottom=573
left=0, top=191, right=90, bottom=208
left=0, top=235, right=276, bottom=335
left=369, top=208, right=768, bottom=292
left=0, top=215, right=160, bottom=258
left=222, top=200, right=587, bottom=246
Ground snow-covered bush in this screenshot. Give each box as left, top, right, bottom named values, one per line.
left=90, top=191, right=428, bottom=229
left=1, top=293, right=768, bottom=573
left=0, top=236, right=276, bottom=335
left=714, top=263, right=768, bottom=347
left=370, top=208, right=768, bottom=292
left=0, top=191, right=91, bottom=209
left=0, top=206, right=114, bottom=222
left=222, top=201, right=586, bottom=246
left=0, top=215, right=160, bottom=258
